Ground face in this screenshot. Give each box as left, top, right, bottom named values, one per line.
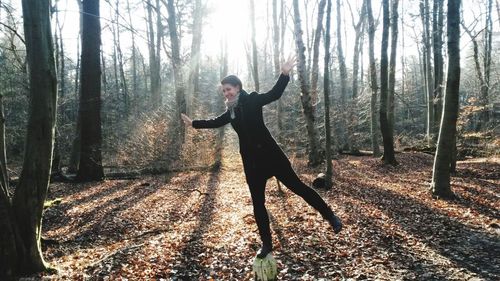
left=222, top=84, right=240, bottom=101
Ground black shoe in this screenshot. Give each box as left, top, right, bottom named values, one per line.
left=256, top=244, right=272, bottom=259
left=328, top=214, right=342, bottom=234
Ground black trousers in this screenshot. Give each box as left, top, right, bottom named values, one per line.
left=245, top=163, right=335, bottom=248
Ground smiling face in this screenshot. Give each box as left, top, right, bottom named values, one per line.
left=222, top=83, right=240, bottom=101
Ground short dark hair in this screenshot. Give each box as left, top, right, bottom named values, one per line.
left=221, top=75, right=242, bottom=90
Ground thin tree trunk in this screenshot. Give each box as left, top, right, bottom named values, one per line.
left=166, top=0, right=186, bottom=143
left=76, top=0, right=104, bottom=181
left=250, top=0, right=260, bottom=92
left=420, top=0, right=434, bottom=144
left=366, top=0, right=381, bottom=157
left=431, top=0, right=460, bottom=199
left=126, top=0, right=137, bottom=111
left=336, top=0, right=348, bottom=104
left=114, top=0, right=130, bottom=117
left=379, top=0, right=397, bottom=165
left=311, top=0, right=326, bottom=107
left=0, top=92, right=19, bottom=280
left=68, top=0, right=83, bottom=174
left=146, top=0, right=161, bottom=107
left=432, top=0, right=444, bottom=140
left=293, top=0, right=322, bottom=166
left=323, top=0, right=333, bottom=187
left=386, top=0, right=399, bottom=164
left=351, top=1, right=366, bottom=100
left=272, top=0, right=283, bottom=143
left=481, top=0, right=493, bottom=126
left=187, top=0, right=203, bottom=115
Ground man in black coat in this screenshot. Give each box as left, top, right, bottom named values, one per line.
left=181, top=56, right=342, bottom=259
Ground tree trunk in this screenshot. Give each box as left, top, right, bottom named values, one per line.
left=386, top=0, right=399, bottom=164
left=351, top=0, right=366, bottom=100
left=336, top=0, right=348, bottom=105
left=68, top=0, right=83, bottom=174
left=250, top=0, right=260, bottom=92
left=114, top=0, right=130, bottom=118
left=0, top=93, right=19, bottom=280
left=481, top=0, right=493, bottom=126
left=379, top=0, right=397, bottom=165
left=432, top=0, right=444, bottom=140
left=366, top=0, right=381, bottom=157
left=166, top=0, right=186, bottom=143
left=431, top=0, right=460, bottom=199
left=187, top=0, right=203, bottom=115
left=4, top=0, right=58, bottom=276
left=146, top=0, right=161, bottom=107
left=126, top=0, right=138, bottom=112
left=272, top=0, right=283, bottom=143
left=76, top=0, right=104, bottom=181
left=323, top=0, right=333, bottom=187
left=292, top=0, right=322, bottom=166
left=420, top=0, right=434, bottom=145
left=311, top=0, right=326, bottom=107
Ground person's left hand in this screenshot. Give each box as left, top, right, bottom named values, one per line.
left=281, top=54, right=297, bottom=76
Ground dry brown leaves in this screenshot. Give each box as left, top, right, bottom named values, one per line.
left=29, top=151, right=499, bottom=280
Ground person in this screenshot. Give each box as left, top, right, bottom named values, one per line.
left=181, top=55, right=342, bottom=259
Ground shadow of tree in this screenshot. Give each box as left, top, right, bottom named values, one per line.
left=335, top=173, right=499, bottom=280
left=168, top=168, right=221, bottom=279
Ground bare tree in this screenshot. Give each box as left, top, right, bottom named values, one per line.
left=387, top=0, right=399, bottom=163
left=1, top=0, right=58, bottom=276
left=431, top=0, right=461, bottom=199
left=420, top=0, right=434, bottom=144
left=432, top=0, right=444, bottom=139
left=379, top=0, right=397, bottom=165
left=76, top=0, right=104, bottom=181
left=250, top=0, right=260, bottom=91
left=293, top=0, right=322, bottom=166
left=311, top=0, right=326, bottom=106
left=323, top=0, right=333, bottom=187
left=336, top=0, right=348, bottom=104
left=146, top=0, right=161, bottom=107
left=366, top=0, right=381, bottom=157
left=165, top=0, right=187, bottom=142
left=187, top=0, right=203, bottom=114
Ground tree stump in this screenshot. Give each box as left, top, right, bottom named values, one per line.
left=252, top=254, right=277, bottom=281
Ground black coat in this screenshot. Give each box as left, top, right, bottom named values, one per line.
left=192, top=74, right=291, bottom=179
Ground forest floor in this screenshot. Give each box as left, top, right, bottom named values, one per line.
left=27, top=138, right=499, bottom=280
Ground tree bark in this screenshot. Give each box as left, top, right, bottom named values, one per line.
left=114, top=0, right=130, bottom=118
left=379, top=0, right=397, bottom=165
left=323, top=0, right=333, bottom=187
left=3, top=0, right=58, bottom=276
left=432, top=0, right=444, bottom=140
left=351, top=0, right=366, bottom=100
left=126, top=0, right=138, bottom=111
left=481, top=0, right=493, bottom=126
left=366, top=0, right=381, bottom=157
left=336, top=0, right=348, bottom=105
left=292, top=0, right=322, bottom=166
left=146, top=0, right=161, bottom=107
left=311, top=0, right=326, bottom=107
left=420, top=0, right=434, bottom=145
left=165, top=0, right=186, bottom=143
left=431, top=0, right=460, bottom=199
left=76, top=0, right=104, bottom=181
left=386, top=0, right=399, bottom=164
left=187, top=0, right=203, bottom=115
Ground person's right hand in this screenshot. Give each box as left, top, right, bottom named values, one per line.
left=181, top=113, right=193, bottom=127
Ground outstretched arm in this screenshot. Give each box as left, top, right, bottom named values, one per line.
left=255, top=54, right=296, bottom=106
left=182, top=111, right=231, bottom=129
